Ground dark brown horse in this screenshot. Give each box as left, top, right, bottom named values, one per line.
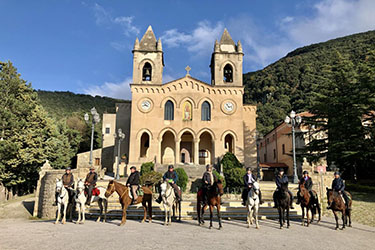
left=275, top=182, right=290, bottom=229
left=197, top=180, right=224, bottom=229
left=105, top=180, right=152, bottom=226
left=298, top=181, right=321, bottom=226
left=326, top=187, right=352, bottom=230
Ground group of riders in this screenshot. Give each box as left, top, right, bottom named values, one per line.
left=55, top=164, right=350, bottom=209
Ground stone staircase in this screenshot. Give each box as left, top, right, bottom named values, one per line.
left=87, top=181, right=302, bottom=221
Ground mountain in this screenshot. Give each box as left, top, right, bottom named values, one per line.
left=243, top=30, right=375, bottom=135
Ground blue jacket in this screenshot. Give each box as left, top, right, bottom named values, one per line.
left=332, top=178, right=345, bottom=192
left=163, top=170, right=178, bottom=184
left=275, top=175, right=289, bottom=189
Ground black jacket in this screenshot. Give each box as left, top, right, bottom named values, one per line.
left=243, top=174, right=256, bottom=187
left=126, top=171, right=140, bottom=185
left=85, top=172, right=97, bottom=186
left=332, top=178, right=345, bottom=192
left=299, top=177, right=313, bottom=191
left=202, top=171, right=217, bottom=186
left=275, top=175, right=289, bottom=189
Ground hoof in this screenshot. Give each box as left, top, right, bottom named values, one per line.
left=79, top=221, right=84, bottom=224
left=341, top=227, right=345, bottom=230
left=141, top=220, right=145, bottom=223
left=287, top=226, right=289, bottom=229
left=209, top=226, right=212, bottom=230
left=348, top=224, right=352, bottom=227
left=335, top=227, right=339, bottom=230
left=218, top=227, right=221, bottom=230
left=54, top=221, right=59, bottom=225
left=280, top=226, right=283, bottom=229
left=256, top=226, right=259, bottom=229
left=247, top=225, right=250, bottom=228
left=149, top=220, right=152, bottom=224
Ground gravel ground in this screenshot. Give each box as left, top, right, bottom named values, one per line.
left=0, top=217, right=374, bottom=250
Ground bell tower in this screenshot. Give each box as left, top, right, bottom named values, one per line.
left=132, top=26, right=164, bottom=84
left=210, top=28, right=243, bottom=86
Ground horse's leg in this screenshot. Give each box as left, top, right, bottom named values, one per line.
left=255, top=203, right=259, bottom=229
left=209, top=205, right=213, bottom=229
left=148, top=198, right=152, bottom=223
left=347, top=208, right=352, bottom=227
left=341, top=210, right=346, bottom=230
left=103, top=199, right=108, bottom=223
left=178, top=201, right=181, bottom=222
left=278, top=207, right=283, bottom=229
left=168, top=206, right=172, bottom=226
left=164, top=203, right=168, bottom=226
left=217, top=204, right=222, bottom=229
left=333, top=210, right=339, bottom=230
left=201, top=205, right=206, bottom=225
left=120, top=203, right=128, bottom=226
left=247, top=205, right=251, bottom=228
left=55, top=202, right=61, bottom=224
left=286, top=207, right=290, bottom=228
left=62, top=201, right=68, bottom=224
left=317, top=202, right=321, bottom=223
left=141, top=200, right=147, bottom=223
left=306, top=206, right=310, bottom=227
left=81, top=202, right=86, bottom=224
left=301, top=206, right=305, bottom=226
left=97, top=199, right=103, bottom=222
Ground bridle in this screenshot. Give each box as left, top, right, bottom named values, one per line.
left=56, top=183, right=67, bottom=199
left=106, top=182, right=116, bottom=198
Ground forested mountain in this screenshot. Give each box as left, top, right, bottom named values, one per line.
left=243, top=30, right=375, bottom=135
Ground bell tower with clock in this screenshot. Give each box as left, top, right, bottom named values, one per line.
left=132, top=26, right=164, bottom=84
left=210, top=28, right=243, bottom=87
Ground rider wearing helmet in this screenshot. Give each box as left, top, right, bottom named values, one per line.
left=54, top=167, right=74, bottom=206
left=328, top=171, right=348, bottom=209
left=241, top=167, right=263, bottom=206
left=273, top=168, right=294, bottom=209
left=84, top=166, right=98, bottom=206
left=156, top=165, right=181, bottom=203
left=296, top=170, right=314, bottom=204
left=126, top=166, right=140, bottom=204
left=202, top=165, right=217, bottom=206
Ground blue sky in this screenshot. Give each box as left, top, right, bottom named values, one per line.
left=1, top=0, right=374, bottom=100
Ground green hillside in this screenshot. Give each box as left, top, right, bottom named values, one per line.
left=243, top=30, right=375, bottom=135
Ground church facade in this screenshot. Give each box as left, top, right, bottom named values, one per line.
left=90, top=26, right=257, bottom=174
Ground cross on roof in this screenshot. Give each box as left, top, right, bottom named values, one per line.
left=185, top=65, right=191, bottom=76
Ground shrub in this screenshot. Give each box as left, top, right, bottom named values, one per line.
left=175, top=168, right=188, bottom=192
left=221, top=152, right=242, bottom=173
left=140, top=171, right=162, bottom=186
left=140, top=162, right=154, bottom=175
left=213, top=170, right=226, bottom=188
left=224, top=167, right=246, bottom=190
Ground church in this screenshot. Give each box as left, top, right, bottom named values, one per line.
left=78, top=26, right=257, bottom=175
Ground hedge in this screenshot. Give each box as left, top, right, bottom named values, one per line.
left=140, top=162, right=154, bottom=175
left=175, top=168, right=188, bottom=192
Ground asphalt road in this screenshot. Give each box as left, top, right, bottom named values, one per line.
left=0, top=217, right=374, bottom=250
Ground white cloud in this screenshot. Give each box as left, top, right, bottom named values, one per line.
left=84, top=77, right=132, bottom=100
left=284, top=0, right=375, bottom=45
left=92, top=3, right=139, bottom=36
left=161, top=21, right=224, bottom=56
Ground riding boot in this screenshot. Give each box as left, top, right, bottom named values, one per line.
left=259, top=190, right=263, bottom=204
left=53, top=192, right=58, bottom=206
left=288, top=191, right=294, bottom=209
left=155, top=193, right=162, bottom=204
left=273, top=192, right=278, bottom=208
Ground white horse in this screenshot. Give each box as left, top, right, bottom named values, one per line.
left=246, top=181, right=260, bottom=229
left=54, top=178, right=70, bottom=224
left=160, top=181, right=180, bottom=226
left=75, top=179, right=108, bottom=224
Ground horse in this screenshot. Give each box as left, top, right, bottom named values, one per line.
left=246, top=182, right=260, bottom=229
left=105, top=180, right=153, bottom=226
left=75, top=179, right=108, bottom=224
left=326, top=187, right=352, bottom=230
left=197, top=180, right=224, bottom=230
left=298, top=180, right=321, bottom=227
left=54, top=178, right=72, bottom=224
left=274, top=182, right=290, bottom=229
left=160, top=181, right=181, bottom=226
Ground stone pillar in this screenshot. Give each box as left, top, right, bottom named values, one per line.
left=158, top=139, right=162, bottom=164
left=175, top=139, right=181, bottom=164
left=194, top=139, right=200, bottom=165
left=211, top=139, right=216, bottom=166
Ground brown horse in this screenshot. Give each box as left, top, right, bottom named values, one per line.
left=105, top=180, right=152, bottom=226
left=298, top=181, right=321, bottom=227
left=326, top=188, right=352, bottom=230
left=197, top=180, right=224, bottom=229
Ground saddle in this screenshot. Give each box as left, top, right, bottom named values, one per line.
left=84, top=188, right=100, bottom=196
left=128, top=185, right=143, bottom=199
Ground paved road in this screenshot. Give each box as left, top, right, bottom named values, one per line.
left=0, top=217, right=374, bottom=250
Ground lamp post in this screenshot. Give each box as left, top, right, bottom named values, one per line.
left=285, top=110, right=302, bottom=184
left=84, top=107, right=100, bottom=166
left=114, top=128, right=125, bottom=180
left=254, top=130, right=263, bottom=180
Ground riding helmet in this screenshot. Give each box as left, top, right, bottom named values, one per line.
left=334, top=171, right=340, bottom=176
left=168, top=165, right=174, bottom=170
left=66, top=167, right=71, bottom=170
left=246, top=167, right=252, bottom=171
left=303, top=170, right=309, bottom=175
left=206, top=164, right=212, bottom=170
left=279, top=168, right=284, bottom=173
left=130, top=166, right=136, bottom=170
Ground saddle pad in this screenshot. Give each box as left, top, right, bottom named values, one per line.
left=92, top=188, right=100, bottom=196
left=137, top=188, right=144, bottom=196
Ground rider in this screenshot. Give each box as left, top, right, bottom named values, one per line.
left=241, top=167, right=263, bottom=206
left=296, top=170, right=314, bottom=204
left=84, top=166, right=98, bottom=206
left=126, top=166, right=140, bottom=204
left=54, top=167, right=74, bottom=206
left=202, top=165, right=217, bottom=206
left=156, top=165, right=181, bottom=203
left=273, top=168, right=294, bottom=209
left=328, top=171, right=349, bottom=209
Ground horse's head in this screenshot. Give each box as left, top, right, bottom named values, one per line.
left=252, top=182, right=260, bottom=195
left=55, top=178, right=63, bottom=193
left=216, top=179, right=224, bottom=196
left=76, top=178, right=85, bottom=192
left=160, top=181, right=168, bottom=195
left=326, top=187, right=334, bottom=206
left=280, top=182, right=289, bottom=191
left=105, top=180, right=115, bottom=198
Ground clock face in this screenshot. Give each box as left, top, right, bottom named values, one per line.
left=141, top=100, right=151, bottom=110
left=224, top=101, right=234, bottom=112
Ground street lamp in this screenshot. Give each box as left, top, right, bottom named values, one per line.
left=84, top=107, right=100, bottom=166
left=254, top=130, right=263, bottom=180
left=285, top=110, right=302, bottom=184
left=114, top=128, right=125, bottom=180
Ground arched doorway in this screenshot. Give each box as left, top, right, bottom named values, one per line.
left=224, top=134, right=234, bottom=153
left=180, top=131, right=194, bottom=164
left=199, top=132, right=213, bottom=165
left=140, top=132, right=150, bottom=158
left=161, top=131, right=175, bottom=164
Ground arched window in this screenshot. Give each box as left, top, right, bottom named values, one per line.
left=164, top=100, right=174, bottom=120
left=140, top=132, right=150, bottom=157
left=223, top=64, right=233, bottom=83
left=142, top=62, right=152, bottom=81
left=201, top=101, right=211, bottom=121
